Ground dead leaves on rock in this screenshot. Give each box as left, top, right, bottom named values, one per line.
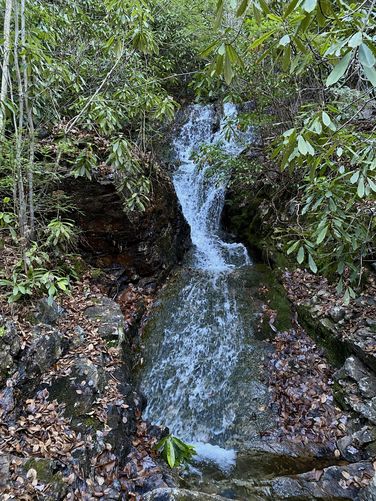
left=268, top=327, right=346, bottom=447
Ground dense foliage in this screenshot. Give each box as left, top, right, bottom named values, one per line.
left=0, top=0, right=212, bottom=302
left=201, top=0, right=376, bottom=301
left=1, top=0, right=375, bottom=304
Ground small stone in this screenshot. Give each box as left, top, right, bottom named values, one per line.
left=329, top=306, right=346, bottom=323
left=34, top=298, right=65, bottom=325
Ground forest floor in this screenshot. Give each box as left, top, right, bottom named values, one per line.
left=1, top=235, right=376, bottom=498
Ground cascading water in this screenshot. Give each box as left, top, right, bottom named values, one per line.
left=139, top=103, right=276, bottom=473
left=172, top=103, right=250, bottom=271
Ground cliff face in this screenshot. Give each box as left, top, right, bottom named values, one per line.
left=61, top=166, right=190, bottom=280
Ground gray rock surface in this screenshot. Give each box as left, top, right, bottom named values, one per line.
left=84, top=296, right=125, bottom=340
left=143, top=488, right=230, bottom=501
left=334, top=356, right=376, bottom=425
left=26, top=325, right=63, bottom=376
left=34, top=298, right=65, bottom=325
left=0, top=320, right=21, bottom=384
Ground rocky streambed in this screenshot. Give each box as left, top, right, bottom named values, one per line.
left=1, top=102, right=376, bottom=501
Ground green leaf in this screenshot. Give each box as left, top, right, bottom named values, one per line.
left=166, top=440, right=176, bottom=468
left=258, top=0, right=271, bottom=14
left=298, top=135, right=308, bottom=155
left=343, top=288, right=350, bottom=305
left=282, top=45, right=291, bottom=71
left=216, top=54, right=224, bottom=74
left=322, top=111, right=331, bottom=126
left=297, top=246, right=305, bottom=264
left=287, top=241, right=300, bottom=255
left=350, top=170, right=360, bottom=184
left=368, top=178, right=376, bottom=192
left=201, top=40, right=220, bottom=57
left=284, top=0, right=302, bottom=17
left=302, top=0, right=317, bottom=13
left=305, top=140, right=315, bottom=155
left=357, top=176, right=365, bottom=198
left=308, top=254, right=318, bottom=273
left=225, top=44, right=244, bottom=66
left=223, top=53, right=234, bottom=84
left=348, top=32, right=362, bottom=48
left=363, top=65, right=376, bottom=87
left=316, top=225, right=328, bottom=244
left=237, top=0, right=248, bottom=16
left=326, top=51, right=352, bottom=86
left=215, top=0, right=224, bottom=29
left=249, top=30, right=276, bottom=50
left=359, top=43, right=375, bottom=68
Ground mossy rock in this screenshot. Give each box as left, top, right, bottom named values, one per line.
left=24, top=458, right=67, bottom=498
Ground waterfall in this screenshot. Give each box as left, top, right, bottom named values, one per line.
left=173, top=103, right=252, bottom=271
left=139, top=104, right=269, bottom=471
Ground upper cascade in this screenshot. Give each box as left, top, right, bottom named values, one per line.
left=172, top=103, right=253, bottom=272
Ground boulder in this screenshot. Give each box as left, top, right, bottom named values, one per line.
left=84, top=296, right=125, bottom=341
left=33, top=298, right=65, bottom=325
left=25, top=326, right=64, bottom=376
left=60, top=167, right=190, bottom=279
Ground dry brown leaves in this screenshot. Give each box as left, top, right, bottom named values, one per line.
left=0, top=267, right=164, bottom=499
left=268, top=327, right=347, bottom=446
left=282, top=268, right=376, bottom=341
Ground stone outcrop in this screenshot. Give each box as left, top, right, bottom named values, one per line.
left=0, top=293, right=159, bottom=498
left=60, top=167, right=190, bottom=280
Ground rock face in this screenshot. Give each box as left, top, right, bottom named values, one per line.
left=84, top=296, right=125, bottom=341
left=0, top=319, right=22, bottom=384
left=334, top=357, right=376, bottom=426
left=60, top=167, right=190, bottom=279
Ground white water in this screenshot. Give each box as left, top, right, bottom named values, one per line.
left=173, top=103, right=251, bottom=271
left=140, top=104, right=269, bottom=471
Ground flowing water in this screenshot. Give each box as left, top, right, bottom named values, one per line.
left=139, top=104, right=296, bottom=497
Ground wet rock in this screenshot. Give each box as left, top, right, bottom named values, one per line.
left=337, top=427, right=376, bottom=462
left=359, top=472, right=376, bottom=500
left=0, top=320, right=22, bottom=383
left=34, top=298, right=65, bottom=325
left=143, top=488, right=229, bottom=501
left=47, top=357, right=107, bottom=417
left=84, top=296, right=125, bottom=341
left=235, top=462, right=374, bottom=500
left=21, top=457, right=68, bottom=500
left=46, top=359, right=138, bottom=470
left=366, top=318, right=376, bottom=332
left=26, top=326, right=63, bottom=376
left=349, top=328, right=376, bottom=373
left=0, top=454, right=10, bottom=487
left=329, top=306, right=346, bottom=323
left=60, top=168, right=190, bottom=279
left=334, top=357, right=376, bottom=424
left=0, top=386, right=15, bottom=417
left=0, top=455, right=68, bottom=500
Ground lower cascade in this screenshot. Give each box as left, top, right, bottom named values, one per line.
left=139, top=104, right=276, bottom=473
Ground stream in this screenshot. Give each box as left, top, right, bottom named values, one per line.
left=138, top=104, right=318, bottom=499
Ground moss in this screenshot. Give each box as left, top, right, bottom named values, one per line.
left=90, top=267, right=105, bottom=280
left=24, top=458, right=62, bottom=484
left=81, top=416, right=102, bottom=430
left=332, top=380, right=349, bottom=409
left=67, top=254, right=89, bottom=278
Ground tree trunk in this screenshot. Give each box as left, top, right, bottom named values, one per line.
left=21, top=0, right=35, bottom=239
left=13, top=0, right=27, bottom=241
left=0, top=0, right=13, bottom=137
